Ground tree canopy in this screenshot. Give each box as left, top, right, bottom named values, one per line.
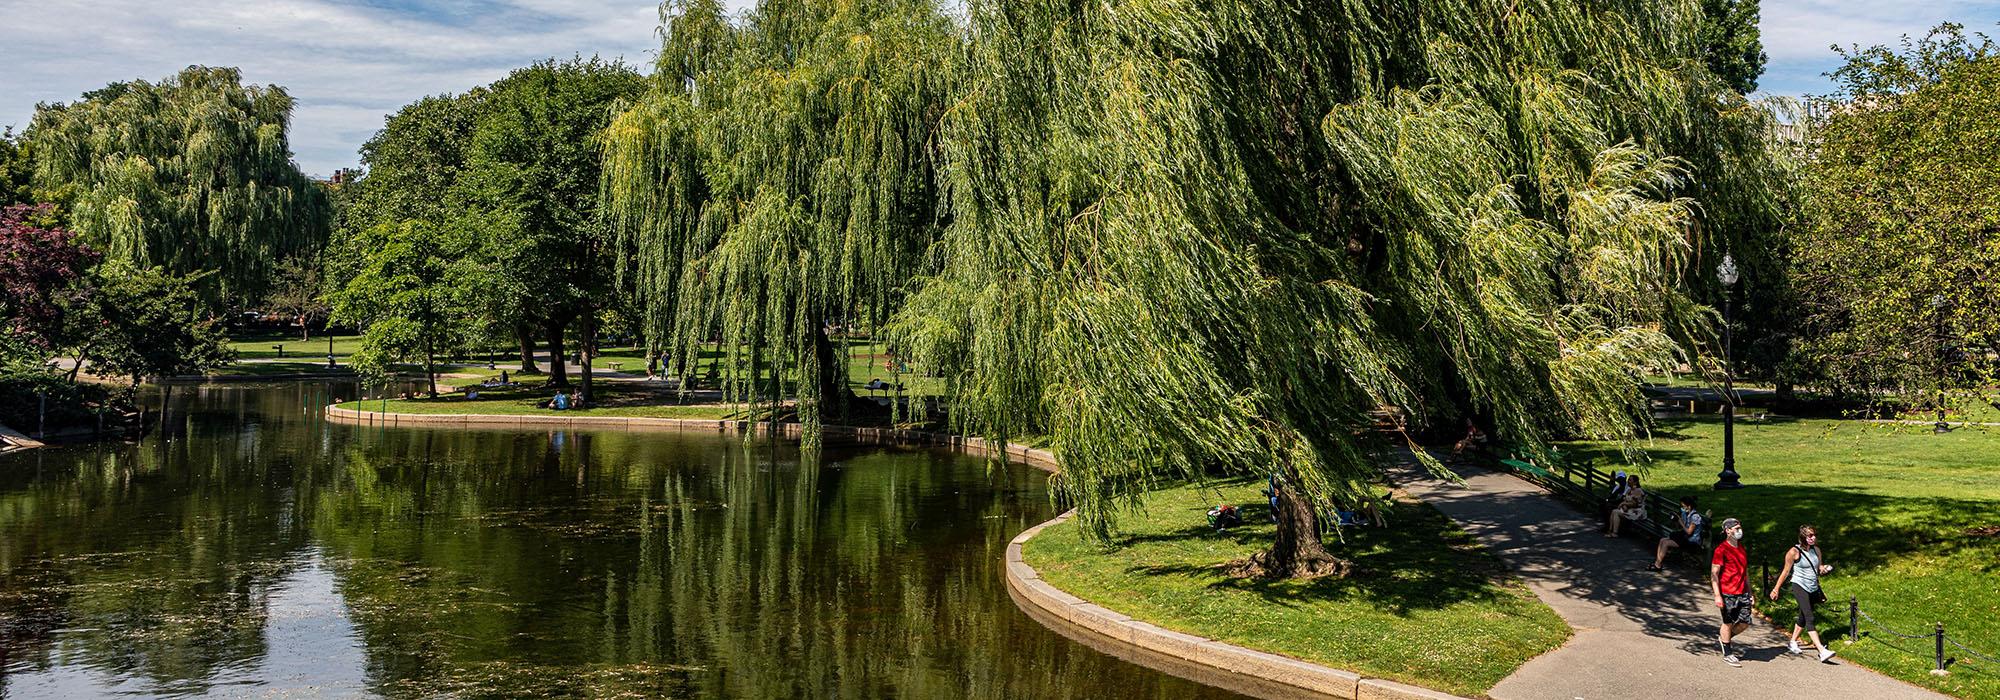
left=1792, top=25, right=2000, bottom=408
left=26, top=66, right=330, bottom=305
left=1699, top=0, right=1769, bottom=94
left=602, top=0, right=959, bottom=437
left=466, top=57, right=644, bottom=400
left=872, top=0, right=1785, bottom=574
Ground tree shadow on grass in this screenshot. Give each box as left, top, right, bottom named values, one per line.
left=1111, top=499, right=1520, bottom=617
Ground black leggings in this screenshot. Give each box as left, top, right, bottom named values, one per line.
left=1792, top=583, right=1819, bottom=631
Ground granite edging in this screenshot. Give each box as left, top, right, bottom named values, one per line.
left=321, top=405, right=1468, bottom=700
left=1006, top=516, right=1476, bottom=700
left=322, top=405, right=1059, bottom=471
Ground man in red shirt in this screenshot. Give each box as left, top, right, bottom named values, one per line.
left=1711, top=517, right=1752, bottom=666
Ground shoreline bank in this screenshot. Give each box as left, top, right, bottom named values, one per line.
left=322, top=405, right=1471, bottom=700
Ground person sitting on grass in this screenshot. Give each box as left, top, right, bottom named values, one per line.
left=1604, top=474, right=1646, bottom=537
left=551, top=392, right=570, bottom=410
left=1648, top=495, right=1704, bottom=571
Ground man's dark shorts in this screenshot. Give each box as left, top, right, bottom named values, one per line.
left=1721, top=592, right=1754, bottom=625
left=1669, top=531, right=1698, bottom=548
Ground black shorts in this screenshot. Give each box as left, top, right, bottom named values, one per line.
left=1721, top=592, right=1754, bottom=625
left=1667, top=531, right=1697, bottom=548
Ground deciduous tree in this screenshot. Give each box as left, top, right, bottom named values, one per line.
left=26, top=66, right=330, bottom=305
left=1793, top=25, right=2000, bottom=412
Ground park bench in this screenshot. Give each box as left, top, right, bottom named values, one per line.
left=1495, top=451, right=1715, bottom=565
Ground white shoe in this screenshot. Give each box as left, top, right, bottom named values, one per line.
left=1819, top=648, right=1837, bottom=663
left=1788, top=641, right=1802, bottom=655
left=1723, top=654, right=1742, bottom=667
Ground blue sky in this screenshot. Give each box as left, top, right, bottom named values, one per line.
left=1, top=0, right=1993, bottom=177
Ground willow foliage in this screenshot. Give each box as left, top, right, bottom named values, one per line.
left=891, top=0, right=1785, bottom=545
left=604, top=0, right=959, bottom=441
left=28, top=66, right=329, bottom=303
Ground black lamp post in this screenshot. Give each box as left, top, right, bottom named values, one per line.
left=1715, top=254, right=1744, bottom=490
left=1931, top=294, right=1952, bottom=434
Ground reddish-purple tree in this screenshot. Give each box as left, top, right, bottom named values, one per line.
left=0, top=204, right=98, bottom=351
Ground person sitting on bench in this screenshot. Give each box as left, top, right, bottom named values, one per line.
left=1649, top=495, right=1704, bottom=571
left=1599, top=470, right=1630, bottom=523
left=1604, top=474, right=1646, bottom=537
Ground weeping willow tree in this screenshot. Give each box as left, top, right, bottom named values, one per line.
left=603, top=0, right=959, bottom=442
left=27, top=66, right=330, bottom=304
left=890, top=0, right=1785, bottom=577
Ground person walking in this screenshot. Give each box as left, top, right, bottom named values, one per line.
left=1712, top=517, right=1753, bottom=666
left=1769, top=525, right=1838, bottom=663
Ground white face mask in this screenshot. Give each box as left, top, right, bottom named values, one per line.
left=1728, top=529, right=1743, bottom=542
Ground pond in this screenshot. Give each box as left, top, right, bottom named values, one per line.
left=0, top=383, right=1244, bottom=699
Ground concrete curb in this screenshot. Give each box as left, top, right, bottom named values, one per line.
left=1006, top=518, right=1475, bottom=700
left=323, top=405, right=1469, bottom=700
left=324, top=405, right=1060, bottom=472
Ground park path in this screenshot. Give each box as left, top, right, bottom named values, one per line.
left=1385, top=451, right=1947, bottom=700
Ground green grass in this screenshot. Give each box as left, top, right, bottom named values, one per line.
left=1022, top=478, right=1569, bottom=697
left=1570, top=416, right=2000, bottom=698
left=342, top=383, right=744, bottom=420
left=198, top=361, right=357, bottom=378
left=228, top=333, right=367, bottom=360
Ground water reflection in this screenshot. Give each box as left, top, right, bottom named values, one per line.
left=0, top=383, right=1241, bottom=699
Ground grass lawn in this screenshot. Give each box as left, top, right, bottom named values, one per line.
left=1569, top=416, right=2000, bottom=698
left=342, top=383, right=745, bottom=420
left=1022, top=478, right=1569, bottom=697
left=228, top=333, right=366, bottom=360
left=202, top=361, right=357, bottom=378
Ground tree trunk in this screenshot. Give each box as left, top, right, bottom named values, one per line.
left=424, top=340, right=438, bottom=398
left=1239, top=472, right=1350, bottom=580
left=806, top=322, right=850, bottom=425
left=517, top=323, right=540, bottom=373
left=579, top=314, right=597, bottom=405
left=545, top=321, right=569, bottom=387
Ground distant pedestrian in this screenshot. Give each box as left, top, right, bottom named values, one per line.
left=1769, top=525, right=1838, bottom=663
left=1648, top=495, right=1704, bottom=571
left=1604, top=474, right=1646, bottom=537
left=1712, top=517, right=1753, bottom=667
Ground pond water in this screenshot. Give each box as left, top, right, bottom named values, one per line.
left=0, top=383, right=1243, bottom=699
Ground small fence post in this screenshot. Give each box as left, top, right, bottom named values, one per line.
left=1847, top=596, right=1858, bottom=643
left=1932, top=622, right=1949, bottom=676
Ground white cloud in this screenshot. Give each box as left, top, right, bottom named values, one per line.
left=1758, top=0, right=2000, bottom=96
left=6, top=0, right=1991, bottom=171
left=0, top=0, right=758, bottom=176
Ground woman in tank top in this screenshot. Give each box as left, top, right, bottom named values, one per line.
left=1768, top=524, right=1837, bottom=663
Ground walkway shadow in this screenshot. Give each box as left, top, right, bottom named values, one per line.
left=1400, top=455, right=2000, bottom=650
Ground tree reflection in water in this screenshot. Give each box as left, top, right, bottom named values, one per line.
left=0, top=383, right=1242, bottom=699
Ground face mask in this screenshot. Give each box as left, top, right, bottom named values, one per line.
left=1728, top=530, right=1743, bottom=542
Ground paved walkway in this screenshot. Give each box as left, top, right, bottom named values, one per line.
left=1387, top=452, right=1946, bottom=700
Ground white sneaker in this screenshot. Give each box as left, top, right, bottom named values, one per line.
left=1819, top=648, right=1837, bottom=663
left=1723, top=654, right=1742, bottom=667
left=1788, top=641, right=1802, bottom=654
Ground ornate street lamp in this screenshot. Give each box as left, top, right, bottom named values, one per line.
left=1715, top=254, right=1743, bottom=490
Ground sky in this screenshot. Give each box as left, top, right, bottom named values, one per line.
left=2, top=0, right=1995, bottom=178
